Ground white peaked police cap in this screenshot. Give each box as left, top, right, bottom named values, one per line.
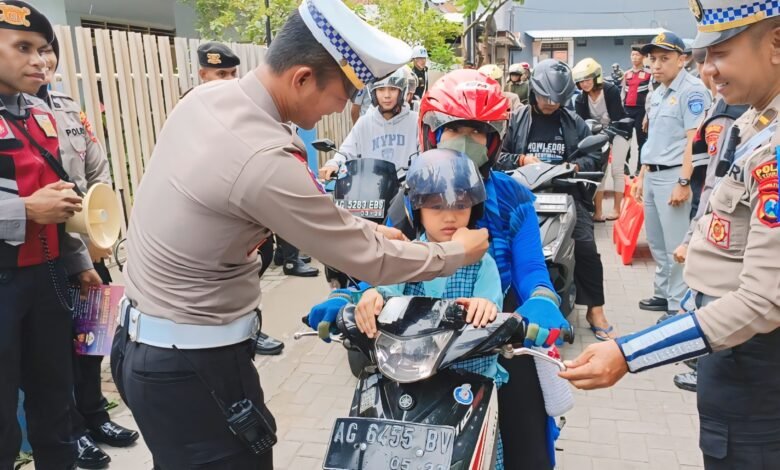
left=298, top=0, right=413, bottom=90
left=690, top=0, right=780, bottom=48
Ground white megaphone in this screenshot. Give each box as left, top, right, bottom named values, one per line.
left=65, top=183, right=122, bottom=250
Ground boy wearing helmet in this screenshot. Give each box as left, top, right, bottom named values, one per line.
left=572, top=57, right=629, bottom=221
left=506, top=63, right=530, bottom=104
left=414, top=69, right=571, bottom=469
left=319, top=68, right=419, bottom=179
left=353, top=149, right=509, bottom=468
left=411, top=45, right=429, bottom=99
left=499, top=59, right=616, bottom=344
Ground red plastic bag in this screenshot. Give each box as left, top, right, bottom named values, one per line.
left=613, top=176, right=645, bottom=265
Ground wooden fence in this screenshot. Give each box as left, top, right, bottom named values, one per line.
left=51, top=25, right=352, bottom=233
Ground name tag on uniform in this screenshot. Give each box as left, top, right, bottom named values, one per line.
left=0, top=116, right=15, bottom=140
left=33, top=114, right=57, bottom=138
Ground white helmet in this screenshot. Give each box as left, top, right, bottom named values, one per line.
left=412, top=45, right=428, bottom=59
left=401, top=66, right=418, bottom=93
left=370, top=68, right=408, bottom=114
left=508, top=63, right=524, bottom=75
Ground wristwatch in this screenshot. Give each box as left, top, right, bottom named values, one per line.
left=677, top=177, right=690, bottom=187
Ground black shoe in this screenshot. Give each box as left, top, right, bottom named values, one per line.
left=684, top=358, right=698, bottom=371
left=255, top=332, right=284, bottom=355
left=76, top=435, right=111, bottom=469
left=273, top=249, right=283, bottom=266
left=89, top=421, right=140, bottom=448
left=639, top=296, right=668, bottom=311
left=283, top=259, right=319, bottom=277
left=656, top=311, right=677, bottom=324
left=674, top=370, right=697, bottom=392
left=299, top=254, right=312, bottom=264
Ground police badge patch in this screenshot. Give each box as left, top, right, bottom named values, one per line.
left=705, top=124, right=724, bottom=157
left=687, top=92, right=705, bottom=116
left=706, top=214, right=731, bottom=249
left=753, top=161, right=779, bottom=228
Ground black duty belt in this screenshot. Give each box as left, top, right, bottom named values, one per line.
left=646, top=164, right=682, bottom=172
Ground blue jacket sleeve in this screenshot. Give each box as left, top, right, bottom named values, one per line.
left=506, top=185, right=555, bottom=304
left=473, top=254, right=504, bottom=308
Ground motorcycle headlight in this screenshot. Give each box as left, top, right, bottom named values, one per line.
left=374, top=330, right=454, bottom=383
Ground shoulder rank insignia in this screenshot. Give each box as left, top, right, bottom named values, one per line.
left=756, top=109, right=778, bottom=132
left=753, top=160, right=779, bottom=228
left=32, top=113, right=57, bottom=138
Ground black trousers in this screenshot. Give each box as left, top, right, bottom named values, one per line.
left=572, top=201, right=605, bottom=307
left=0, top=262, right=76, bottom=469
left=72, top=261, right=113, bottom=434
left=258, top=236, right=274, bottom=278
left=497, top=292, right=553, bottom=469
left=111, top=323, right=275, bottom=469
left=690, top=165, right=708, bottom=220
left=274, top=236, right=299, bottom=264
left=697, top=328, right=780, bottom=469
left=625, top=106, right=648, bottom=171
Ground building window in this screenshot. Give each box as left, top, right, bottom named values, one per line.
left=540, top=42, right=570, bottom=63
left=614, top=38, right=625, bottom=46
left=81, top=19, right=176, bottom=38
left=576, top=38, right=587, bottom=47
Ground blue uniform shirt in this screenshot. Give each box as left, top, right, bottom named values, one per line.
left=643, top=69, right=711, bottom=166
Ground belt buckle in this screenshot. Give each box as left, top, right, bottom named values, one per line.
left=127, top=308, right=141, bottom=342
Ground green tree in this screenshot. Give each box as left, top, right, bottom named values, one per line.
left=182, top=0, right=460, bottom=68
left=370, top=0, right=462, bottom=69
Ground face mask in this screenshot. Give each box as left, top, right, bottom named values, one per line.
left=437, top=134, right=489, bottom=168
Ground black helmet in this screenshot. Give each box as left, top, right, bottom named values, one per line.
left=529, top=59, right=575, bottom=106
left=405, top=148, right=486, bottom=237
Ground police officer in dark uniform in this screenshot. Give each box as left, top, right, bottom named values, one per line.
left=0, top=2, right=101, bottom=468
left=196, top=41, right=240, bottom=82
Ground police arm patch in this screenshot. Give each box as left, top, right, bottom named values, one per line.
left=79, top=111, right=98, bottom=143
left=753, top=161, right=779, bottom=228
left=706, top=214, right=731, bottom=249
left=687, top=92, right=705, bottom=116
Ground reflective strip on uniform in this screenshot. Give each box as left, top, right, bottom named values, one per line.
left=617, top=312, right=712, bottom=373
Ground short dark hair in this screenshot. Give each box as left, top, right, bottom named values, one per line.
left=265, top=11, right=355, bottom=94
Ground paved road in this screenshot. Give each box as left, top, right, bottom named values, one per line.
left=27, top=214, right=703, bottom=470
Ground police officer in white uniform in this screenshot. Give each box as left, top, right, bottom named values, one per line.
left=110, top=1, right=489, bottom=468
left=561, top=2, right=780, bottom=468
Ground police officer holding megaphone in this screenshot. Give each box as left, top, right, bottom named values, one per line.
left=36, top=34, right=133, bottom=468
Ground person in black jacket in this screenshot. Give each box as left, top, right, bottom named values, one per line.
left=500, top=59, right=615, bottom=341
left=572, top=57, right=629, bottom=221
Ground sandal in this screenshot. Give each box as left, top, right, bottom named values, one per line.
left=593, top=215, right=606, bottom=223
left=589, top=324, right=615, bottom=341
left=606, top=212, right=620, bottom=221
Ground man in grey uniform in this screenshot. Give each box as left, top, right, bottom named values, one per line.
left=110, top=1, right=488, bottom=468
left=632, top=32, right=711, bottom=321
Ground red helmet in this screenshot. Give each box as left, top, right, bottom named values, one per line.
left=418, top=69, right=510, bottom=173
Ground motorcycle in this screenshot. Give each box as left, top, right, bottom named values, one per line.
left=295, top=297, right=572, bottom=470
left=507, top=134, right=609, bottom=317
left=313, top=138, right=405, bottom=289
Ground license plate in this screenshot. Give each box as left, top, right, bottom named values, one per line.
left=324, top=418, right=454, bottom=470
left=335, top=199, right=385, bottom=218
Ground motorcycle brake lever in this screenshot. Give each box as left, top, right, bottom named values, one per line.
left=292, top=331, right=344, bottom=344
left=495, top=345, right=567, bottom=371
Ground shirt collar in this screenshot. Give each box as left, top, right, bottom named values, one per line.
left=667, top=69, right=688, bottom=93
left=239, top=72, right=282, bottom=122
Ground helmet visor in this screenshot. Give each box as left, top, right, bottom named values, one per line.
left=407, top=151, right=486, bottom=211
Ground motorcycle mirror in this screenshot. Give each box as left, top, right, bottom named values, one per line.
left=578, top=134, right=609, bottom=154
left=312, top=139, right=337, bottom=152
left=585, top=119, right=603, bottom=135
